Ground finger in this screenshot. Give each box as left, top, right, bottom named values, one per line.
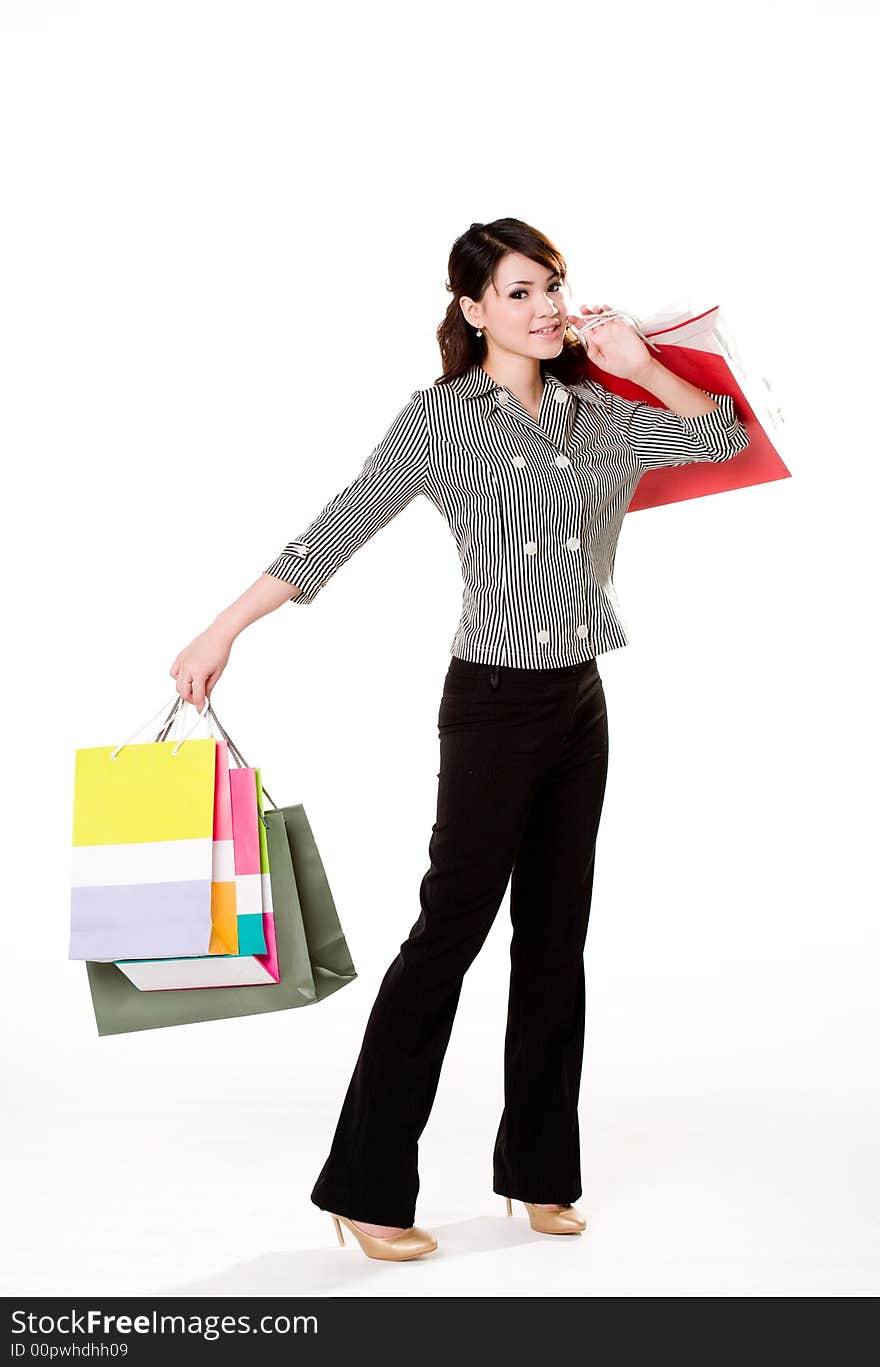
left=191, top=677, right=206, bottom=712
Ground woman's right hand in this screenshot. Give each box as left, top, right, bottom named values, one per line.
left=169, top=624, right=234, bottom=711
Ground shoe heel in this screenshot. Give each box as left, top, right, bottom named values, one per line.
left=328, top=1211, right=438, bottom=1261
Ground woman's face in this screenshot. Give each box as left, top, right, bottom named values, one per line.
left=461, top=251, right=572, bottom=359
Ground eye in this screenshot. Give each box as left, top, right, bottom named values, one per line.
left=510, top=281, right=564, bottom=300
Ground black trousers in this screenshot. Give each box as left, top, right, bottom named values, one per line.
left=310, top=653, right=610, bottom=1228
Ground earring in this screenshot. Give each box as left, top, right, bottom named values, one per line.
left=475, top=327, right=482, bottom=337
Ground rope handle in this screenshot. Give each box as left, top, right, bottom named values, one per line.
left=571, top=307, right=663, bottom=356
left=155, top=695, right=280, bottom=814
left=206, top=700, right=280, bottom=813
left=109, top=694, right=210, bottom=761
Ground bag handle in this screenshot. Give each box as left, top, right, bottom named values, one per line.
left=144, top=695, right=281, bottom=815
left=572, top=307, right=663, bottom=355
left=154, top=699, right=182, bottom=745
left=205, top=700, right=280, bottom=813
left=157, top=697, right=230, bottom=756
left=160, top=696, right=212, bottom=743
left=109, top=695, right=210, bottom=761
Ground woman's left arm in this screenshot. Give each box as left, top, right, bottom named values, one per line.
left=570, top=306, right=751, bottom=468
left=627, top=358, right=721, bottom=418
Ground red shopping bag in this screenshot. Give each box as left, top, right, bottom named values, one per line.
left=586, top=302, right=791, bottom=512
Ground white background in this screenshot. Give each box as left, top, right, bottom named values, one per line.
left=1, top=0, right=877, bottom=1298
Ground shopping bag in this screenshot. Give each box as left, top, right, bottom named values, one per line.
left=84, top=704, right=357, bottom=1033
left=115, top=764, right=281, bottom=990
left=70, top=698, right=216, bottom=961
left=208, top=703, right=359, bottom=999
left=265, top=803, right=359, bottom=1002
left=581, top=300, right=791, bottom=511
left=229, top=764, right=267, bottom=956
left=254, top=762, right=278, bottom=974
left=209, top=737, right=238, bottom=954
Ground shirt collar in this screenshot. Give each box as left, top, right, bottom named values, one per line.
left=450, top=362, right=605, bottom=406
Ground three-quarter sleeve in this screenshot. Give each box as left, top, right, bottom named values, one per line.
left=599, top=382, right=751, bottom=469
left=264, top=389, right=429, bottom=604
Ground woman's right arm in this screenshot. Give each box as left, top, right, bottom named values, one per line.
left=169, top=573, right=302, bottom=710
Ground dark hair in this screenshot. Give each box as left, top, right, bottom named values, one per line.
left=434, top=217, right=589, bottom=388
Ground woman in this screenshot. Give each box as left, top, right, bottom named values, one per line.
left=169, top=218, right=749, bottom=1262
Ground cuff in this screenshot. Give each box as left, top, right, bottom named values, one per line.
left=264, top=544, right=322, bottom=605
left=677, top=391, right=750, bottom=457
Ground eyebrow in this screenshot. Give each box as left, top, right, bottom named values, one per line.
left=502, top=271, right=562, bottom=287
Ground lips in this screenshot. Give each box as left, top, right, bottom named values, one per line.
left=530, top=323, right=560, bottom=335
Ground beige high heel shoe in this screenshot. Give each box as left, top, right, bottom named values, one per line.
left=504, top=1195, right=587, bottom=1234
left=329, top=1212, right=439, bottom=1261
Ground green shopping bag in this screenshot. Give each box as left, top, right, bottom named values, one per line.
left=85, top=703, right=357, bottom=1035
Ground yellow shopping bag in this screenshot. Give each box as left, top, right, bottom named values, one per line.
left=70, top=697, right=217, bottom=962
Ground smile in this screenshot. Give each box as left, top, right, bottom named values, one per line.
left=530, top=324, right=560, bottom=336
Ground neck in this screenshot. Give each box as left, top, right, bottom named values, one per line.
left=480, top=349, right=545, bottom=405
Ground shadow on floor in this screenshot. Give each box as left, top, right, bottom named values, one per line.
left=155, top=1215, right=553, bottom=1295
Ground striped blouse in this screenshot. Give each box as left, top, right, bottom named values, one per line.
left=264, top=362, right=750, bottom=668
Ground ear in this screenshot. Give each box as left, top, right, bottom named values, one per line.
left=459, top=296, right=479, bottom=328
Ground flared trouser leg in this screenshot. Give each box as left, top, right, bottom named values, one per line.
left=310, top=656, right=607, bottom=1229
left=493, top=665, right=609, bottom=1204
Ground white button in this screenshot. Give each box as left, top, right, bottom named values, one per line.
left=553, top=389, right=568, bottom=404
left=511, top=455, right=527, bottom=468
left=524, top=540, right=537, bottom=555
left=576, top=624, right=589, bottom=638
left=566, top=536, right=580, bottom=551
left=496, top=389, right=509, bottom=405
left=554, top=454, right=571, bottom=467
left=536, top=629, right=551, bottom=643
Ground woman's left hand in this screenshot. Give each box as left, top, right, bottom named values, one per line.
left=567, top=303, right=653, bottom=382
